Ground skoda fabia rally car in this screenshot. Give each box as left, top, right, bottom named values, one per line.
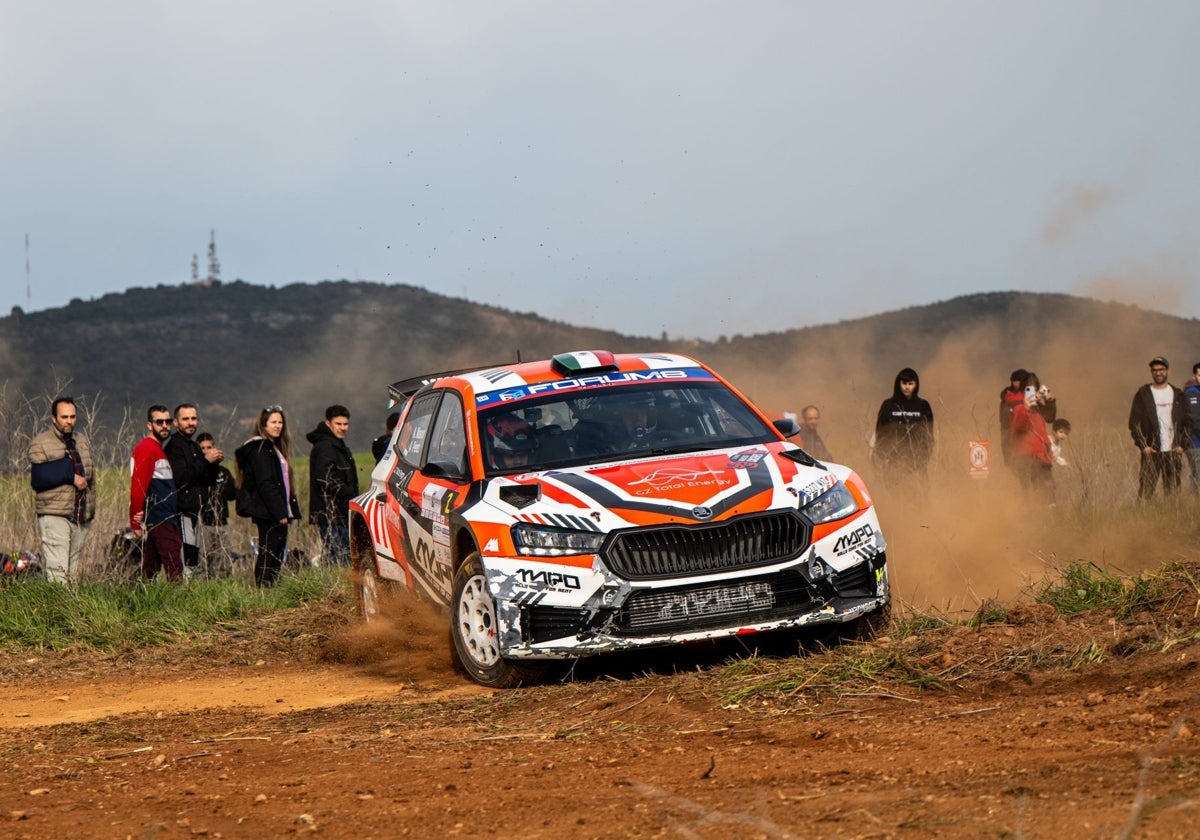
left=349, top=351, right=889, bottom=687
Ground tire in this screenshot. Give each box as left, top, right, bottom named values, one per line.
left=450, top=553, right=548, bottom=688
left=355, top=543, right=386, bottom=623
left=845, top=599, right=893, bottom=642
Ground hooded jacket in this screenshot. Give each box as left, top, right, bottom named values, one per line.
left=1010, top=401, right=1053, bottom=465
left=306, top=422, right=359, bottom=528
left=874, top=368, right=935, bottom=469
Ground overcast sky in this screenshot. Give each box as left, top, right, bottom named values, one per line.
left=2, top=2, right=1197, bottom=340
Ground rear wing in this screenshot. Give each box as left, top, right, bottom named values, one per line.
left=387, top=362, right=511, bottom=407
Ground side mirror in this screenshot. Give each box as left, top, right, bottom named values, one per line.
left=773, top=417, right=801, bottom=438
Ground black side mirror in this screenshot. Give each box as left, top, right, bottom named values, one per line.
left=773, top=417, right=801, bottom=438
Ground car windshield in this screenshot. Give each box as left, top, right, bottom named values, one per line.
left=480, top=382, right=776, bottom=475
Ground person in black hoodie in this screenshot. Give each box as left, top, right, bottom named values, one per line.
left=306, top=404, right=359, bottom=566
left=873, top=368, right=935, bottom=483
left=235, top=406, right=301, bottom=587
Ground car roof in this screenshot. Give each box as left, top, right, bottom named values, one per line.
left=388, top=350, right=712, bottom=408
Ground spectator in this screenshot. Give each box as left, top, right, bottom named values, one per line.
left=371, top=411, right=402, bottom=463
left=235, top=405, right=301, bottom=586
left=872, top=368, right=934, bottom=482
left=306, top=404, right=359, bottom=566
left=1050, top=418, right=1072, bottom=467
left=1128, top=356, right=1188, bottom=500
left=163, top=403, right=223, bottom=577
left=1184, top=363, right=1200, bottom=492
left=28, top=396, right=95, bottom=584
left=129, top=405, right=184, bottom=581
left=998, top=369, right=1027, bottom=470
left=797, top=405, right=833, bottom=461
left=1010, top=372, right=1055, bottom=503
left=196, top=432, right=237, bottom=577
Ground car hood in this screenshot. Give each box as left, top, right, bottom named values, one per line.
left=486, top=441, right=845, bottom=527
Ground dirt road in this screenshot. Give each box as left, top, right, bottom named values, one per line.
left=2, top=592, right=1199, bottom=840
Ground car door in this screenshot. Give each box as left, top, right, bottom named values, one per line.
left=385, top=389, right=469, bottom=605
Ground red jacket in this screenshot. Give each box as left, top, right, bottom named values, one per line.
left=1010, top=403, right=1052, bottom=465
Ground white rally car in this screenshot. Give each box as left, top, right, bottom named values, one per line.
left=349, top=350, right=889, bottom=687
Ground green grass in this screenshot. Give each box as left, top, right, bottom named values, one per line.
left=0, top=567, right=351, bottom=652
left=1035, top=560, right=1166, bottom=618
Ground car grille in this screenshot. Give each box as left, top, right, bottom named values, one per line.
left=614, top=570, right=813, bottom=635
left=602, top=510, right=809, bottom=580
left=524, top=606, right=592, bottom=645
left=832, top=562, right=873, bottom=596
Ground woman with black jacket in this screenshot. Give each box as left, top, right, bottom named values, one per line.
left=235, top=406, right=302, bottom=586
left=872, top=367, right=935, bottom=483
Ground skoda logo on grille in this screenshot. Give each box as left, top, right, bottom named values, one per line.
left=691, top=505, right=713, bottom=520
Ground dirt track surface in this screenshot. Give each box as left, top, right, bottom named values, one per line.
left=2, top=597, right=1199, bottom=840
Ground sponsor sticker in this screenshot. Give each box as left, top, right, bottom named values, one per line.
left=832, top=523, right=875, bottom=556
left=474, top=368, right=714, bottom=406
left=798, top=473, right=837, bottom=503
left=727, top=449, right=766, bottom=469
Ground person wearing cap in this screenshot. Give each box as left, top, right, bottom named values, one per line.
left=1128, top=356, right=1190, bottom=499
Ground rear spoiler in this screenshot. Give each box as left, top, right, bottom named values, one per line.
left=387, top=362, right=513, bottom=407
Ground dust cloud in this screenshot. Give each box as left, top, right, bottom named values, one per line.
left=1039, top=183, right=1117, bottom=245
left=322, top=591, right=456, bottom=684
left=294, top=291, right=1200, bottom=620
left=710, top=296, right=1200, bottom=617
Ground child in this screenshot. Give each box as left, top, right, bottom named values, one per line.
left=1050, top=418, right=1071, bottom=467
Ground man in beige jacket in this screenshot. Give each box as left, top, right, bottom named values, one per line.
left=29, top=396, right=95, bottom=583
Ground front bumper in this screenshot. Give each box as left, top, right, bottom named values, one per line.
left=485, top=520, right=889, bottom=660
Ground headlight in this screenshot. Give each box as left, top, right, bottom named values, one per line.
left=511, top=523, right=605, bottom=557
left=800, top=481, right=859, bottom=524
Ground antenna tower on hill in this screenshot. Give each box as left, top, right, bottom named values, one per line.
left=206, top=229, right=221, bottom=283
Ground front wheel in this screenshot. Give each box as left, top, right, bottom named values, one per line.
left=354, top=543, right=388, bottom=622
left=450, top=553, right=547, bottom=688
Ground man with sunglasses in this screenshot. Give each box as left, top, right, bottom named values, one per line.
left=129, top=404, right=183, bottom=581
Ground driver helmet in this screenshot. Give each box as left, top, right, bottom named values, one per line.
left=487, top=412, right=537, bottom=467
left=608, top=390, right=657, bottom=440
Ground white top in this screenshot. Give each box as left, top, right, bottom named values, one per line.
left=1152, top=384, right=1174, bottom=451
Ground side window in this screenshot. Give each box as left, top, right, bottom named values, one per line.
left=427, top=393, right=467, bottom=475
left=396, top=393, right=439, bottom=468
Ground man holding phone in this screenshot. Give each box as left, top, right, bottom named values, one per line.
left=1128, top=356, right=1189, bottom=499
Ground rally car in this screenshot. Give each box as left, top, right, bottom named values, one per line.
left=348, top=350, right=889, bottom=687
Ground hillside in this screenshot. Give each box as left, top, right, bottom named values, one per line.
left=2, top=283, right=1198, bottom=458
left=0, top=280, right=654, bottom=452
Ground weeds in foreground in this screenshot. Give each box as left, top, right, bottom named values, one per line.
left=0, top=568, right=351, bottom=652
left=717, top=560, right=1200, bottom=707
left=1036, top=560, right=1167, bottom=618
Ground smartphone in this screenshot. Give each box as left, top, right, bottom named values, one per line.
left=1024, top=386, right=1036, bottom=398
